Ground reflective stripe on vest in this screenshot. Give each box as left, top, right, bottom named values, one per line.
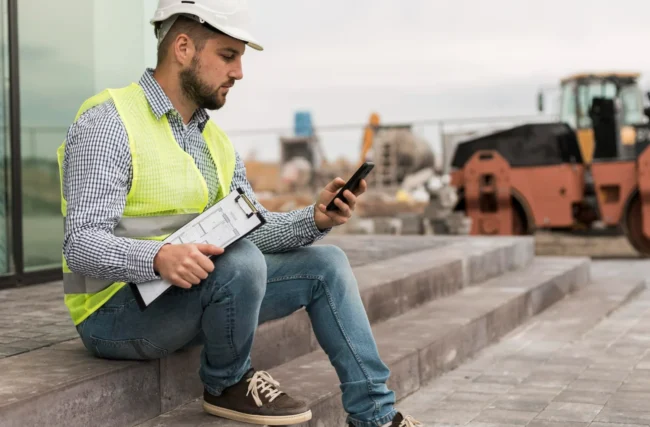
left=63, top=273, right=113, bottom=294
left=114, top=213, right=199, bottom=238
left=62, top=212, right=200, bottom=294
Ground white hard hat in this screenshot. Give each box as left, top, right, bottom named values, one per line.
left=151, top=0, right=263, bottom=51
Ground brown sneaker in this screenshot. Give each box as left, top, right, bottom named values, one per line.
left=202, top=368, right=312, bottom=425
left=349, top=412, right=423, bottom=427
left=389, top=413, right=423, bottom=427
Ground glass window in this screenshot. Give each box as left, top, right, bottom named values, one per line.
left=577, top=81, right=617, bottom=129
left=0, top=0, right=10, bottom=275
left=560, top=82, right=577, bottom=129
left=619, top=84, right=645, bottom=126
left=18, top=0, right=158, bottom=271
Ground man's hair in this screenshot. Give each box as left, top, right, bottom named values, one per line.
left=155, top=16, right=224, bottom=65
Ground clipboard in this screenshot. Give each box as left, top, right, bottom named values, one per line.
left=130, top=187, right=266, bottom=310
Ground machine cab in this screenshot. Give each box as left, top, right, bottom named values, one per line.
left=557, top=72, right=648, bottom=163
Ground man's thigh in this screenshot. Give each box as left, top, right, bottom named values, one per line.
left=259, top=244, right=350, bottom=323
left=77, top=283, right=204, bottom=360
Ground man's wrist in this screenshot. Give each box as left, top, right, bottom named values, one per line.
left=127, top=239, right=167, bottom=282
left=152, top=243, right=169, bottom=276
left=294, top=204, right=329, bottom=239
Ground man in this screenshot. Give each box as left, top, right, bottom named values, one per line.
left=58, top=1, right=421, bottom=426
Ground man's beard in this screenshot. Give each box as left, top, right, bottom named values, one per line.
left=180, top=57, right=224, bottom=110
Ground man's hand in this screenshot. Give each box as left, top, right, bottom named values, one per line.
left=314, top=177, right=367, bottom=230
left=153, top=243, right=224, bottom=289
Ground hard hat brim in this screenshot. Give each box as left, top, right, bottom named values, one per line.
left=151, top=7, right=263, bottom=51
left=214, top=25, right=263, bottom=51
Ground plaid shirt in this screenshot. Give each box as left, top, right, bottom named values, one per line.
left=62, top=69, right=328, bottom=285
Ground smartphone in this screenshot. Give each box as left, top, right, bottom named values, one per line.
left=326, top=162, right=375, bottom=211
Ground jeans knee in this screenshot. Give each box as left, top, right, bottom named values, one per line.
left=207, top=239, right=266, bottom=302
left=312, top=245, right=356, bottom=290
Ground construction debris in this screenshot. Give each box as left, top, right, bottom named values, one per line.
left=245, top=111, right=472, bottom=236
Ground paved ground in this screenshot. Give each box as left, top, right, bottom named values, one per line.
left=0, top=235, right=452, bottom=359
left=398, top=262, right=650, bottom=426
left=535, top=231, right=641, bottom=259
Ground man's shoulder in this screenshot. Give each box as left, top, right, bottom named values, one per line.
left=66, top=99, right=127, bottom=147
left=71, top=99, right=123, bottom=130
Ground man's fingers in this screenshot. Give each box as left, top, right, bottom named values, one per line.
left=171, top=274, right=192, bottom=289
left=196, top=244, right=224, bottom=257
left=187, top=261, right=209, bottom=281
left=353, top=179, right=367, bottom=196
left=324, top=177, right=346, bottom=193
left=343, top=190, right=357, bottom=210
left=196, top=254, right=215, bottom=274
left=182, top=270, right=202, bottom=285
left=334, top=197, right=352, bottom=217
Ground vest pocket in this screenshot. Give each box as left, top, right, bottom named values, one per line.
left=90, top=335, right=169, bottom=360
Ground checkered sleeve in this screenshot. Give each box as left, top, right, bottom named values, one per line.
left=230, top=151, right=331, bottom=253
left=62, top=101, right=165, bottom=284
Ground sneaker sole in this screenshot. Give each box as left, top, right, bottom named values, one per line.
left=203, top=401, right=313, bottom=425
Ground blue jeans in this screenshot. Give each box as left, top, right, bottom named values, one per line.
left=76, top=239, right=397, bottom=426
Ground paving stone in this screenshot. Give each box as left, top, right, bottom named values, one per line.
left=4, top=339, right=51, bottom=351
left=527, top=422, right=588, bottom=427
left=508, top=385, right=565, bottom=398
left=594, top=407, right=650, bottom=424
left=618, top=377, right=650, bottom=392
left=444, top=391, right=500, bottom=403
left=416, top=408, right=483, bottom=424
left=472, top=374, right=524, bottom=385
left=534, top=362, right=587, bottom=375
left=566, top=379, right=622, bottom=393
left=466, top=423, right=524, bottom=427
left=578, top=368, right=631, bottom=382
left=456, top=382, right=513, bottom=395
left=2, top=330, right=47, bottom=339
left=471, top=408, right=539, bottom=424
left=534, top=402, right=603, bottom=423
left=0, top=348, right=29, bottom=357
left=486, top=395, right=548, bottom=412
left=526, top=369, right=581, bottom=383
left=552, top=389, right=611, bottom=405
left=430, top=398, right=488, bottom=411
left=0, top=336, right=21, bottom=345
left=605, top=391, right=650, bottom=412
left=590, top=423, right=647, bottom=427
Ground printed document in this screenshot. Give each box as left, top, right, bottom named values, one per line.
left=132, top=189, right=265, bottom=308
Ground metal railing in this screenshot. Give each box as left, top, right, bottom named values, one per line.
left=12, top=113, right=561, bottom=166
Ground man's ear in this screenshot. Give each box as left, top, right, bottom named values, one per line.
left=173, top=34, right=196, bottom=66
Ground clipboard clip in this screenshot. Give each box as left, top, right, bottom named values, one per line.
left=235, top=189, right=257, bottom=219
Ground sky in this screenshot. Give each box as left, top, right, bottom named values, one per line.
left=208, top=0, right=650, bottom=162
left=16, top=0, right=650, bottom=164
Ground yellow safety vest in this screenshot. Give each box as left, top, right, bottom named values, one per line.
left=56, top=83, right=236, bottom=326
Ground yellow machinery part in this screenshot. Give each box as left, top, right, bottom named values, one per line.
left=577, top=128, right=595, bottom=165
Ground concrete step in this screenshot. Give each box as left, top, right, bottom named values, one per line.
left=135, top=256, right=590, bottom=427
left=0, top=236, right=532, bottom=427
left=394, top=278, right=646, bottom=425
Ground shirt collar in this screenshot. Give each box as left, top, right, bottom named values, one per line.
left=138, top=68, right=210, bottom=127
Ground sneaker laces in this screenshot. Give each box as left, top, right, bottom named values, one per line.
left=399, top=415, right=422, bottom=427
left=245, top=371, right=283, bottom=407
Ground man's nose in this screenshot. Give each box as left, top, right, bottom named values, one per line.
left=229, top=59, right=243, bottom=80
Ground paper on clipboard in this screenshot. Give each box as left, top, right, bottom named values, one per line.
left=131, top=188, right=265, bottom=309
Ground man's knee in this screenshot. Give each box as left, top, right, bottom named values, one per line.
left=311, top=245, right=355, bottom=286
left=206, top=239, right=267, bottom=301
